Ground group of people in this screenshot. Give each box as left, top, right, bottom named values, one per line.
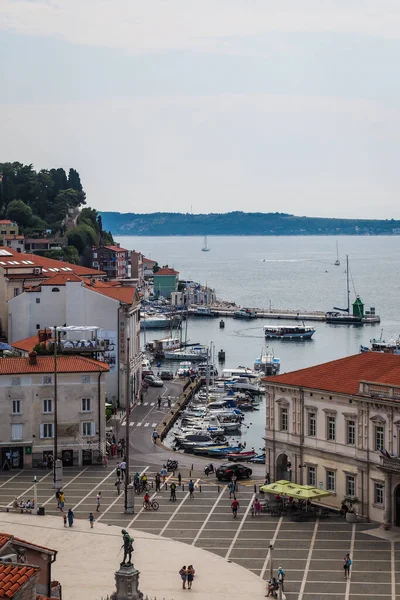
left=106, top=434, right=126, bottom=459
left=267, top=567, right=285, bottom=597
left=12, top=497, right=35, bottom=512
left=179, top=565, right=195, bottom=590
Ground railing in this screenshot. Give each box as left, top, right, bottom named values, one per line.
left=381, top=456, right=400, bottom=472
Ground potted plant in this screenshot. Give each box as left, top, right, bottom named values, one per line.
left=343, top=495, right=360, bottom=523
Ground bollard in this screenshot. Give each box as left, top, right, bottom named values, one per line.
left=200, top=485, right=202, bottom=493
left=189, top=470, right=192, bottom=477
left=182, top=484, right=184, bottom=492
left=218, top=485, right=220, bottom=493
left=254, top=484, right=257, bottom=493
left=165, top=483, right=168, bottom=490
left=191, top=464, right=194, bottom=471
left=151, top=481, right=154, bottom=488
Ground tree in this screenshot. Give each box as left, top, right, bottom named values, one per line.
left=68, top=168, right=83, bottom=192
left=6, top=199, right=33, bottom=227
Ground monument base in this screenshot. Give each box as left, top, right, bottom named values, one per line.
left=111, top=563, right=143, bottom=600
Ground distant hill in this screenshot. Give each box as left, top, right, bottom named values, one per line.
left=100, top=211, right=400, bottom=236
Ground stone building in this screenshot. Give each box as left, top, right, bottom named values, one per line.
left=263, top=352, right=400, bottom=527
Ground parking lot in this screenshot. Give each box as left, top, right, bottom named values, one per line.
left=0, top=462, right=399, bottom=600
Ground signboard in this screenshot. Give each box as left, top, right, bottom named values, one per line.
left=25, top=446, right=32, bottom=455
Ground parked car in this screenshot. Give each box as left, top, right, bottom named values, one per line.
left=143, top=375, right=164, bottom=387
left=160, top=370, right=174, bottom=380
left=215, top=463, right=252, bottom=481
left=142, top=370, right=154, bottom=378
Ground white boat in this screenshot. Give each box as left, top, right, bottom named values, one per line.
left=141, top=312, right=180, bottom=329
left=264, top=325, right=316, bottom=340
left=201, top=236, right=210, bottom=252
left=176, top=362, right=193, bottom=376
left=233, top=308, right=256, bottom=319
left=221, top=367, right=259, bottom=380
left=335, top=241, right=340, bottom=266
left=192, top=306, right=216, bottom=317
left=254, top=347, right=280, bottom=375
left=164, top=347, right=208, bottom=361
left=224, top=378, right=261, bottom=393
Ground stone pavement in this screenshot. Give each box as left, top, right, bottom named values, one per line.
left=0, top=465, right=400, bottom=599
left=0, top=512, right=264, bottom=600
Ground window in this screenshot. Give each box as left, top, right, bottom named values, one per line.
left=11, top=377, right=21, bottom=386
left=308, top=413, right=316, bottom=437
left=374, top=482, right=384, bottom=505
left=11, top=424, right=23, bottom=440
left=280, top=407, right=288, bottom=431
left=82, top=422, right=95, bottom=437
left=375, top=426, right=384, bottom=451
left=327, top=416, right=336, bottom=441
left=36, top=298, right=40, bottom=304
left=13, top=288, right=19, bottom=297
left=347, top=420, right=355, bottom=445
left=307, top=466, right=316, bottom=487
left=326, top=470, right=336, bottom=492
left=12, top=400, right=21, bottom=414
left=42, top=399, right=53, bottom=413
left=82, top=375, right=91, bottom=384
left=36, top=324, right=40, bottom=330
left=40, top=423, right=54, bottom=439
left=81, top=398, right=91, bottom=412
left=346, top=475, right=355, bottom=497
left=51, top=288, right=60, bottom=292
left=42, top=375, right=52, bottom=385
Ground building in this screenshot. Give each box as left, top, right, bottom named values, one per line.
left=8, top=275, right=141, bottom=408
left=143, top=257, right=156, bottom=278
left=0, top=353, right=108, bottom=470
left=3, top=235, right=25, bottom=253
left=263, top=352, right=400, bottom=527
left=171, top=283, right=216, bottom=306
left=91, top=245, right=130, bottom=279
left=0, top=220, right=19, bottom=237
left=0, top=247, right=104, bottom=338
left=153, top=267, right=179, bottom=298
left=24, top=237, right=66, bottom=254
left=0, top=534, right=59, bottom=599
left=130, top=251, right=144, bottom=288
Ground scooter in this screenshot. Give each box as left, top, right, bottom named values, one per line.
left=166, top=459, right=178, bottom=471
left=204, top=463, right=214, bottom=476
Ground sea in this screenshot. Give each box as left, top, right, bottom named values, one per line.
left=115, top=235, right=400, bottom=453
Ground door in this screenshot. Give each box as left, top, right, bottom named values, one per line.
left=82, top=449, right=92, bottom=466
left=395, top=485, right=400, bottom=527
left=62, top=450, right=73, bottom=467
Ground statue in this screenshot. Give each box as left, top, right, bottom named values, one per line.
left=120, top=529, right=134, bottom=566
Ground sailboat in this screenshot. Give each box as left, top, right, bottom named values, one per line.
left=334, top=241, right=340, bottom=266
left=326, top=255, right=362, bottom=324
left=202, top=236, right=210, bottom=252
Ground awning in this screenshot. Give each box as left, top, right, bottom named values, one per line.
left=260, top=480, right=332, bottom=500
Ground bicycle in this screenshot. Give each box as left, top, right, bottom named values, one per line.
left=143, top=499, right=159, bottom=511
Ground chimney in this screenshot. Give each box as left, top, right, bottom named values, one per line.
left=28, top=351, right=38, bottom=366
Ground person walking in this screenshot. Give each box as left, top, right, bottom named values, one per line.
left=231, top=498, right=239, bottom=518
left=96, top=492, right=102, bottom=512
left=179, top=566, right=187, bottom=590
left=228, top=481, right=236, bottom=499
left=187, top=565, right=195, bottom=589
left=89, top=512, right=94, bottom=528
left=59, top=491, right=65, bottom=512
left=343, top=553, right=352, bottom=579
left=67, top=508, right=74, bottom=527
left=155, top=473, right=161, bottom=492
left=103, top=454, right=108, bottom=468
left=231, top=474, right=237, bottom=492
left=178, top=472, right=182, bottom=487
left=161, top=466, right=167, bottom=482
left=253, top=498, right=261, bottom=516
left=277, top=566, right=285, bottom=591
left=55, top=489, right=61, bottom=509
left=120, top=460, right=126, bottom=481
left=157, top=395, right=162, bottom=409
left=170, top=482, right=177, bottom=502
left=152, top=429, right=158, bottom=444
left=189, top=479, right=195, bottom=498
left=115, top=478, right=121, bottom=495
left=116, top=463, right=121, bottom=479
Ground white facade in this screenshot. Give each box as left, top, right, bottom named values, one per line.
left=265, top=378, right=400, bottom=527
left=8, top=281, right=141, bottom=408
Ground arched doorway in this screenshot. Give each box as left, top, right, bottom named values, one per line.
left=276, top=453, right=291, bottom=481
left=395, top=485, right=400, bottom=527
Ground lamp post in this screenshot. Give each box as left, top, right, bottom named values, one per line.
left=33, top=475, right=37, bottom=509
left=53, top=325, right=58, bottom=488
left=269, top=539, right=274, bottom=580
left=124, top=337, right=134, bottom=513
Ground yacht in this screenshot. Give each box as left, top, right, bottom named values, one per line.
left=201, top=236, right=210, bottom=252
left=164, top=346, right=208, bottom=361
left=254, top=347, right=280, bottom=375
left=140, top=312, right=181, bottom=329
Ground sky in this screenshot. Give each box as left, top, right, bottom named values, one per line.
left=1, top=1, right=400, bottom=218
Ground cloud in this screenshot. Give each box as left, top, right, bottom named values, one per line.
left=2, top=1, right=400, bottom=55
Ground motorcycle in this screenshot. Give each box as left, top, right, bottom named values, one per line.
left=204, top=463, right=214, bottom=476
left=166, top=459, right=178, bottom=471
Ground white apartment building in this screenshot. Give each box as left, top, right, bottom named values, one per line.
left=8, top=274, right=141, bottom=408
left=0, top=353, right=109, bottom=469
left=264, top=352, right=400, bottom=528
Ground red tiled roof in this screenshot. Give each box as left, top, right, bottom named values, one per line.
left=0, top=220, right=14, bottom=225
left=40, top=273, right=82, bottom=285
left=142, top=257, right=155, bottom=264
left=10, top=334, right=53, bottom=353
left=0, top=248, right=103, bottom=277
left=155, top=268, right=179, bottom=276
left=84, top=282, right=136, bottom=304
left=104, top=245, right=128, bottom=253
left=0, top=535, right=12, bottom=551
left=0, top=355, right=109, bottom=375
left=0, top=533, right=56, bottom=555
left=263, top=352, right=400, bottom=396
left=4, top=236, right=24, bottom=240
left=0, top=563, right=39, bottom=598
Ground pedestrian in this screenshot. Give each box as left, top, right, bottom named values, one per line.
left=152, top=429, right=158, bottom=444
left=155, top=473, right=161, bottom=492
left=189, top=479, right=195, bottom=498
left=89, top=512, right=94, bottom=528
left=115, top=478, right=121, bottom=495
left=67, top=508, right=74, bottom=527
left=63, top=513, right=67, bottom=527
left=231, top=474, right=237, bottom=492
left=43, top=456, right=48, bottom=470
left=170, top=482, right=177, bottom=502
left=228, top=481, right=236, bottom=499
left=187, top=565, right=195, bottom=589
left=178, top=472, right=182, bottom=486
left=277, top=566, right=285, bottom=591
left=267, top=577, right=278, bottom=597
left=161, top=466, right=167, bottom=482
left=265, top=472, right=271, bottom=485
left=253, top=498, right=261, bottom=516
left=157, top=395, right=162, bottom=409
left=59, top=491, right=65, bottom=512
left=96, top=492, right=101, bottom=512
left=112, top=433, right=116, bottom=445
left=343, top=553, right=352, bottom=579
left=231, top=498, right=239, bottom=518
left=116, top=463, right=121, bottom=479
left=120, top=459, right=126, bottom=480
left=167, top=395, right=171, bottom=407
left=103, top=454, right=108, bottom=468
left=55, top=489, right=61, bottom=509
left=141, top=473, right=148, bottom=486
left=179, top=566, right=187, bottom=589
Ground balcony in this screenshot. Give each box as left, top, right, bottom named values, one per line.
left=380, top=456, right=400, bottom=473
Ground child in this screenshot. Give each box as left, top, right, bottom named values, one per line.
left=89, top=512, right=94, bottom=528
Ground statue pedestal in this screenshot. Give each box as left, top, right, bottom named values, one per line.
left=112, top=564, right=143, bottom=600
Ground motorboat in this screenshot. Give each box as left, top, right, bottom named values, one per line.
left=249, top=453, right=266, bottom=464
left=221, top=367, right=259, bottom=380
left=233, top=308, right=256, bottom=319
left=164, top=346, right=208, bottom=361
left=178, top=424, right=225, bottom=437
left=224, top=378, right=262, bottom=393
left=360, top=336, right=400, bottom=355
left=141, top=312, right=181, bottom=329
left=184, top=415, right=242, bottom=433
left=225, top=450, right=257, bottom=461
left=192, top=306, right=217, bottom=317
left=254, top=347, right=280, bottom=375
left=176, top=362, right=193, bottom=376
left=207, top=446, right=243, bottom=457
left=264, top=325, right=316, bottom=340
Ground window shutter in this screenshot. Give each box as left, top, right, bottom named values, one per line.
left=91, top=422, right=96, bottom=436
left=40, top=424, right=44, bottom=439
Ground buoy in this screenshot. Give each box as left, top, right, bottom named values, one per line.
left=219, top=319, right=225, bottom=328
left=218, top=349, right=226, bottom=362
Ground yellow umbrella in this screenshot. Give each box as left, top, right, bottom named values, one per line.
left=259, top=480, right=293, bottom=495
left=284, top=485, right=332, bottom=500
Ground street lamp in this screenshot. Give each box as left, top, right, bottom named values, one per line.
left=269, top=540, right=274, bottom=579
left=33, top=476, right=37, bottom=509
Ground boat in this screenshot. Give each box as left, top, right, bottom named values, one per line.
left=222, top=367, right=259, bottom=380
left=326, top=255, right=363, bottom=325
left=254, top=347, right=280, bottom=375
left=218, top=349, right=226, bottom=362
left=140, top=312, right=181, bottom=329
left=224, top=378, right=261, bottom=393
left=164, top=346, right=208, bottom=361
left=192, top=306, right=217, bottom=317
left=206, top=446, right=242, bottom=457
left=202, top=236, right=210, bottom=252
left=264, top=325, right=316, bottom=340
left=233, top=308, right=256, bottom=319
left=360, top=335, right=400, bottom=355
left=225, top=450, right=256, bottom=461
left=249, top=453, right=266, bottom=464
left=176, top=362, right=194, bottom=376
left=334, top=241, right=340, bottom=266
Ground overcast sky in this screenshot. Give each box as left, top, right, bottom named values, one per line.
left=1, top=1, right=400, bottom=218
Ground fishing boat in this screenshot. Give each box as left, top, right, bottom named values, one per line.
left=264, top=325, right=316, bottom=340
left=334, top=241, right=340, bottom=266
left=360, top=335, right=400, bottom=355
left=233, top=308, right=256, bottom=319
left=202, top=236, right=210, bottom=252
